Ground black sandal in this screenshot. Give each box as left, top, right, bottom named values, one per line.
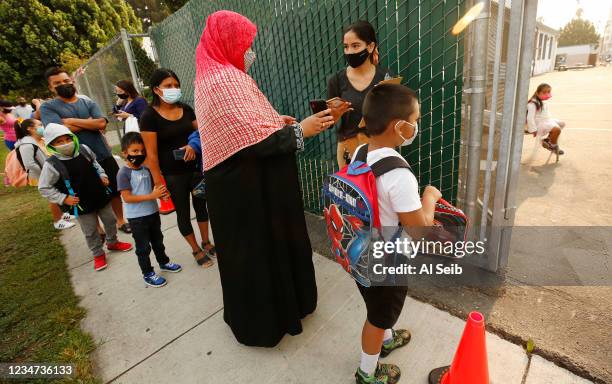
left=192, top=249, right=214, bottom=268
left=201, top=241, right=217, bottom=258
left=118, top=223, right=132, bottom=234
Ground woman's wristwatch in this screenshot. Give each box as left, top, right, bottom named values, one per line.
left=292, top=123, right=305, bottom=152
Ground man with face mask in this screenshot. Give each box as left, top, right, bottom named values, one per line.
left=39, top=67, right=131, bottom=233
left=12, top=97, right=34, bottom=119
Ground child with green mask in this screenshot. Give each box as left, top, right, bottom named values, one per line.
left=38, top=123, right=133, bottom=271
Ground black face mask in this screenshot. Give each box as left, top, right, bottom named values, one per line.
left=344, top=48, right=370, bottom=68
left=55, top=83, right=76, bottom=99
left=127, top=154, right=146, bottom=167
left=117, top=93, right=129, bottom=99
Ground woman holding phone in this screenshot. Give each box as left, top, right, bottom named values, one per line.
left=194, top=10, right=334, bottom=347
left=328, top=20, right=394, bottom=168
left=140, top=68, right=215, bottom=268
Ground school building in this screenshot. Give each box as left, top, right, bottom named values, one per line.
left=532, top=22, right=559, bottom=75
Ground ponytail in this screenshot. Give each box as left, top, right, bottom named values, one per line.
left=15, top=119, right=37, bottom=140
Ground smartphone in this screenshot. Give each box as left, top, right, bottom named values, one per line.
left=309, top=99, right=328, bottom=114
left=173, top=148, right=186, bottom=160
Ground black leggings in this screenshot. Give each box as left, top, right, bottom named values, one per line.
left=164, top=172, right=208, bottom=236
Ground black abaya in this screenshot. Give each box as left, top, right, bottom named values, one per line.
left=205, top=125, right=317, bottom=347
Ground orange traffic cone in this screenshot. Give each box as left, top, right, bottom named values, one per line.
left=428, top=311, right=489, bottom=384
left=158, top=178, right=175, bottom=215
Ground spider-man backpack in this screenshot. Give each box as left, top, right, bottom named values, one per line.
left=322, top=145, right=468, bottom=287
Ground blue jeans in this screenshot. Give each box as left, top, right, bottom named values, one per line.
left=128, top=212, right=169, bottom=275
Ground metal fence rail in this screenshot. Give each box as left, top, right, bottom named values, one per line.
left=150, top=0, right=466, bottom=214
left=74, top=30, right=159, bottom=140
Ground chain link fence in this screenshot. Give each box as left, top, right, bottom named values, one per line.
left=73, top=31, right=159, bottom=144
left=150, top=0, right=466, bottom=214
left=75, top=0, right=467, bottom=215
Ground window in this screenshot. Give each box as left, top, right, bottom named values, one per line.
left=542, top=35, right=548, bottom=60
left=538, top=33, right=544, bottom=60
left=548, top=37, right=553, bottom=59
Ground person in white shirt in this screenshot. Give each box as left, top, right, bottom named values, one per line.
left=526, top=83, right=565, bottom=155
left=12, top=97, right=34, bottom=119
left=351, top=83, right=442, bottom=384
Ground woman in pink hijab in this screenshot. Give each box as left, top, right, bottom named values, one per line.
left=195, top=10, right=334, bottom=347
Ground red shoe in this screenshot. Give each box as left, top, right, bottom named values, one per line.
left=107, top=241, right=133, bottom=252
left=94, top=254, right=107, bottom=271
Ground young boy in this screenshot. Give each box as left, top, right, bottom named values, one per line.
left=116, top=132, right=182, bottom=287
left=353, top=84, right=442, bottom=384
left=38, top=123, right=133, bottom=271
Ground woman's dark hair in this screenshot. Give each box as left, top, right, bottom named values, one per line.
left=116, top=79, right=140, bottom=99
left=15, top=119, right=38, bottom=140
left=343, top=20, right=378, bottom=63
left=530, top=83, right=551, bottom=111
left=363, top=83, right=418, bottom=136
left=121, top=131, right=144, bottom=152
left=149, top=68, right=181, bottom=106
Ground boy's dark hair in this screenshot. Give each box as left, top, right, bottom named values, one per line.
left=362, top=84, right=419, bottom=136
left=121, top=132, right=144, bottom=152
left=44, top=67, right=69, bottom=83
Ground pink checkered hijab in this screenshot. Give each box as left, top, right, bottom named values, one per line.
left=194, top=10, right=285, bottom=170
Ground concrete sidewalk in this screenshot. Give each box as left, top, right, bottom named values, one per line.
left=61, top=215, right=592, bottom=384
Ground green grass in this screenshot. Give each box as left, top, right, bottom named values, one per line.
left=0, top=142, right=99, bottom=384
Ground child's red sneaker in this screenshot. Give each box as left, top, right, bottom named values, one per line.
left=107, top=241, right=133, bottom=252
left=94, top=254, right=107, bottom=271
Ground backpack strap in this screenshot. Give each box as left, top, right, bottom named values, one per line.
left=354, top=144, right=369, bottom=163
left=370, top=156, right=411, bottom=177
left=353, top=144, right=412, bottom=177
left=46, top=156, right=80, bottom=217
left=15, top=143, right=40, bottom=171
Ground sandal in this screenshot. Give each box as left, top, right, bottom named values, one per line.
left=201, top=240, right=217, bottom=258
left=118, top=223, right=132, bottom=234
left=192, top=249, right=214, bottom=268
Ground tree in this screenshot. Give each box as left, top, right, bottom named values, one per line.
left=0, top=0, right=142, bottom=97
left=163, top=0, right=189, bottom=13
left=125, top=0, right=170, bottom=30
left=558, top=18, right=601, bottom=47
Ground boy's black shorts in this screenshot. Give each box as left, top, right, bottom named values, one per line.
left=98, top=156, right=120, bottom=197
left=357, top=283, right=408, bottom=330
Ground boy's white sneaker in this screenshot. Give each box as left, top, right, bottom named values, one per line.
left=54, top=219, right=75, bottom=230
left=61, top=212, right=74, bottom=221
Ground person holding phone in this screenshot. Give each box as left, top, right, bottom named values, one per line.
left=139, top=68, right=215, bottom=269
left=194, top=10, right=334, bottom=347
left=113, top=79, right=147, bottom=122
left=328, top=20, right=394, bottom=168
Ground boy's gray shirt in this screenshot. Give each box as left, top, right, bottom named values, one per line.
left=38, top=144, right=107, bottom=205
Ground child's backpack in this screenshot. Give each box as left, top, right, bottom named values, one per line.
left=322, top=145, right=469, bottom=286
left=322, top=144, right=410, bottom=287
left=46, top=149, right=109, bottom=218
left=4, top=144, right=40, bottom=187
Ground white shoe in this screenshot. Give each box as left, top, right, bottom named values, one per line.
left=54, top=219, right=75, bottom=230
left=61, top=212, right=74, bottom=221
